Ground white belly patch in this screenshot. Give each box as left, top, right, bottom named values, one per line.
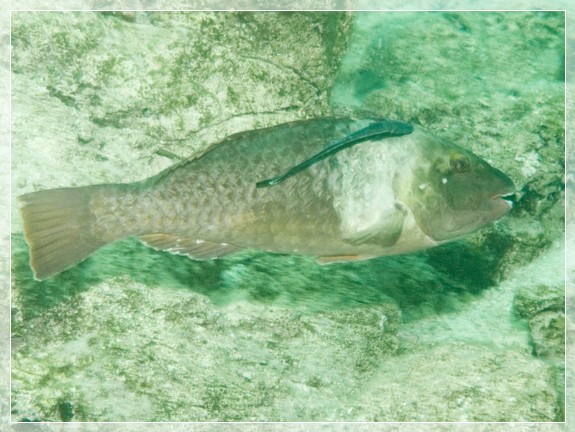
left=330, top=138, right=409, bottom=238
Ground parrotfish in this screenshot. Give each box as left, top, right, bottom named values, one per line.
left=18, top=118, right=515, bottom=280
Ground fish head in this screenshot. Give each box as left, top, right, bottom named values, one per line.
left=406, top=130, right=515, bottom=242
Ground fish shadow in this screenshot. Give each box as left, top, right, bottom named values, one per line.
left=11, top=230, right=514, bottom=321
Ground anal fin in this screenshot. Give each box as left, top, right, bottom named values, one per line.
left=140, top=234, right=241, bottom=260
left=316, top=255, right=375, bottom=265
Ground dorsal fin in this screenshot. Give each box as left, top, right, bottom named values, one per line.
left=256, top=119, right=413, bottom=188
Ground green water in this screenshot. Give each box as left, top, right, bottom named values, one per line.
left=10, top=11, right=565, bottom=423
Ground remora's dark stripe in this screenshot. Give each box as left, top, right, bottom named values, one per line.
left=255, top=119, right=414, bottom=188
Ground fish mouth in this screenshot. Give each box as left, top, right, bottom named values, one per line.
left=491, top=192, right=516, bottom=211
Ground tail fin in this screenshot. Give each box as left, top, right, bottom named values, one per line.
left=18, top=186, right=111, bottom=280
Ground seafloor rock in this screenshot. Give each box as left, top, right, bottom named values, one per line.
left=11, top=280, right=400, bottom=422
left=11, top=273, right=562, bottom=422
left=514, top=283, right=564, bottom=320
left=346, top=342, right=560, bottom=422
left=10, top=237, right=565, bottom=422
left=528, top=311, right=566, bottom=358
left=514, top=283, right=565, bottom=358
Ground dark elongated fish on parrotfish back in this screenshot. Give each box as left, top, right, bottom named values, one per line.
left=18, top=117, right=515, bottom=280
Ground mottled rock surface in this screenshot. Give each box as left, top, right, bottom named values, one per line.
left=514, top=283, right=565, bottom=358
left=12, top=281, right=400, bottom=421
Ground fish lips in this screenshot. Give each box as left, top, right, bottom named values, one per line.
left=485, top=167, right=516, bottom=218
left=490, top=189, right=516, bottom=218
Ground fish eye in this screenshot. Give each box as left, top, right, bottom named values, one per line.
left=449, top=153, right=471, bottom=173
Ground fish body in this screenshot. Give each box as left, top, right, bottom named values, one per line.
left=18, top=118, right=515, bottom=280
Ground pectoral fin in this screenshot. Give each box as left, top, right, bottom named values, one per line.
left=343, top=205, right=405, bottom=247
